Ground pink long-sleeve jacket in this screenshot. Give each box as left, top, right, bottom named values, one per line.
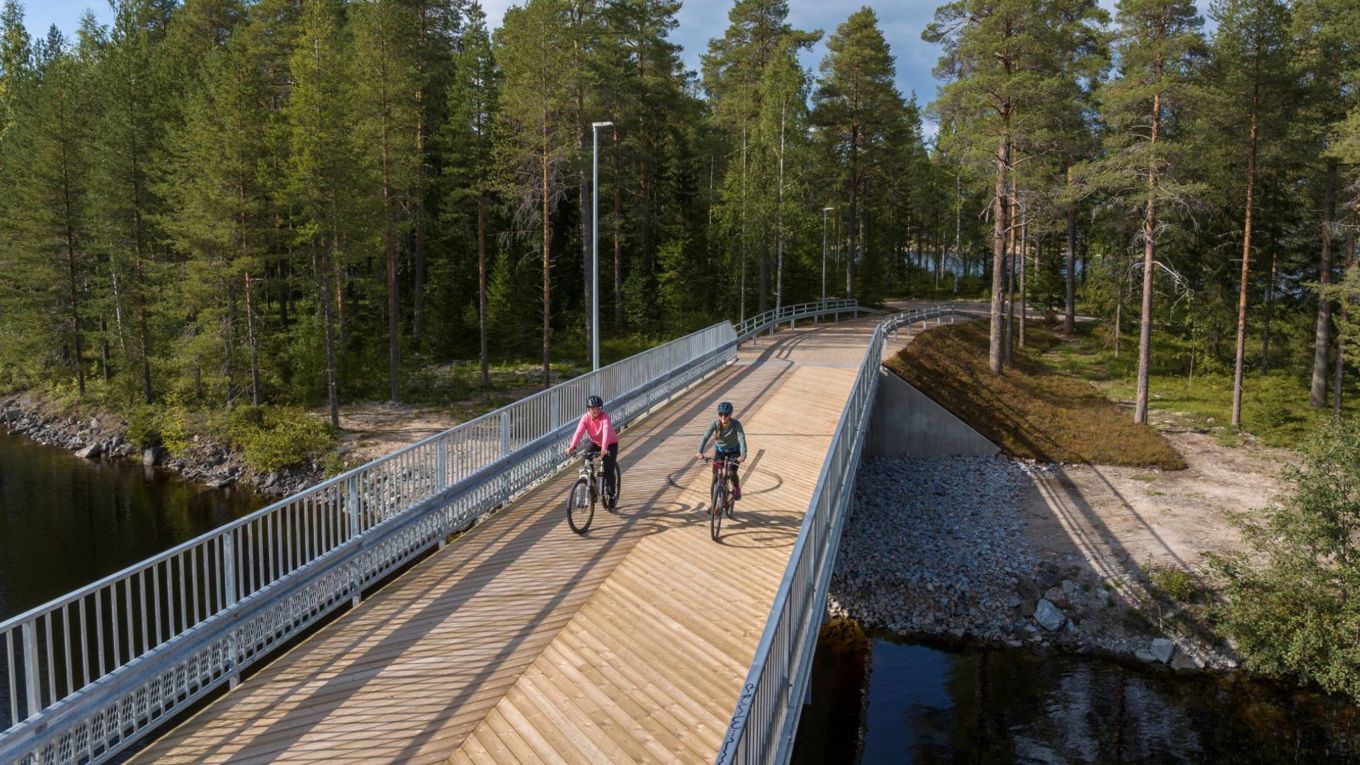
left=569, top=410, right=618, bottom=451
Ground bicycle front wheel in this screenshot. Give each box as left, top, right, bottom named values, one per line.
left=567, top=477, right=593, bottom=534
left=710, top=479, right=724, bottom=542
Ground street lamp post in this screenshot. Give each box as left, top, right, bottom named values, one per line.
left=591, top=121, right=613, bottom=372
left=822, top=207, right=834, bottom=306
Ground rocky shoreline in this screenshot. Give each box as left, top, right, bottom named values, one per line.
left=0, top=392, right=320, bottom=497
left=829, top=455, right=1239, bottom=675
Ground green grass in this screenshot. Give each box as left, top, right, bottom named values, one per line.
left=885, top=320, right=1185, bottom=469
left=1038, top=324, right=1358, bottom=448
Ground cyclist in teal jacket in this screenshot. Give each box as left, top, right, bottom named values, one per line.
left=695, top=401, right=747, bottom=500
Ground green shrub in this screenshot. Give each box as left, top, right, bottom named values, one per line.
left=233, top=407, right=335, bottom=473
left=1211, top=418, right=1360, bottom=701
left=1147, top=564, right=1197, bottom=603
left=126, top=405, right=163, bottom=449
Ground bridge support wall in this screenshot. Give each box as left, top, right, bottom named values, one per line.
left=864, top=368, right=1000, bottom=458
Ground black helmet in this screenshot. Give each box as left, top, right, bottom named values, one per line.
left=717, top=401, right=733, bottom=415
left=587, top=395, right=604, bottom=408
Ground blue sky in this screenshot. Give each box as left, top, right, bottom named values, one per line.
left=23, top=0, right=1192, bottom=138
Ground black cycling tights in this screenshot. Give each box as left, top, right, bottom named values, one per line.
left=585, top=442, right=619, bottom=496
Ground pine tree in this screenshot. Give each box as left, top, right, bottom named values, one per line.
left=496, top=0, right=575, bottom=387
left=286, top=0, right=353, bottom=427
left=350, top=0, right=420, bottom=403
left=159, top=29, right=269, bottom=407
left=1207, top=0, right=1294, bottom=428
left=814, top=7, right=900, bottom=301
left=441, top=0, right=499, bottom=387
left=1092, top=0, right=1204, bottom=422
left=87, top=0, right=175, bottom=404
left=5, top=28, right=92, bottom=393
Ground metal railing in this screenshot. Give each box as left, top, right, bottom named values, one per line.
left=0, top=298, right=866, bottom=765
left=733, top=298, right=868, bottom=341
left=715, top=305, right=963, bottom=765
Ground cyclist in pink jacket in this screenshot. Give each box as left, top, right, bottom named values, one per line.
left=566, top=395, right=619, bottom=501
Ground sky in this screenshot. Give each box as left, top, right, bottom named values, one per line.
left=22, top=0, right=1199, bottom=139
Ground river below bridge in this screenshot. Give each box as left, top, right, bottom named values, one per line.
left=794, top=625, right=1360, bottom=764
left=0, top=428, right=265, bottom=730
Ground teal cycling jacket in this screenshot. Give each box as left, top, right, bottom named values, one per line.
left=699, top=417, right=747, bottom=458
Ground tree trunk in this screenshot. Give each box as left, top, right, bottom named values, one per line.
left=1336, top=235, right=1355, bottom=418
left=62, top=153, right=84, bottom=396
left=612, top=127, right=623, bottom=328
left=1260, top=246, right=1276, bottom=373
left=224, top=281, right=237, bottom=409
left=1065, top=166, right=1077, bottom=334
left=381, top=53, right=400, bottom=404
left=1004, top=177, right=1017, bottom=362
left=541, top=116, right=552, bottom=389
left=478, top=194, right=489, bottom=388
left=320, top=243, right=340, bottom=429
left=988, top=131, right=1008, bottom=374
left=244, top=270, right=260, bottom=406
left=1134, top=88, right=1161, bottom=425
left=1230, top=98, right=1260, bottom=428
left=1019, top=219, right=1027, bottom=348
left=1310, top=158, right=1337, bottom=407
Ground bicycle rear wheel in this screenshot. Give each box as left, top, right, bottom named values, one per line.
left=710, top=479, right=724, bottom=541
left=567, top=477, right=593, bottom=534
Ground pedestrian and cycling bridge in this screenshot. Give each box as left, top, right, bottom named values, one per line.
left=0, top=300, right=964, bottom=765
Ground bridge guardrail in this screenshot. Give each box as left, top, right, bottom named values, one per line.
left=0, top=298, right=865, bottom=765
left=715, top=305, right=962, bottom=765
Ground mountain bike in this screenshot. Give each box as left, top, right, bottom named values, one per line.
left=703, top=455, right=737, bottom=541
left=565, top=450, right=620, bottom=534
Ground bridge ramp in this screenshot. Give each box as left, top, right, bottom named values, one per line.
left=131, top=320, right=877, bottom=765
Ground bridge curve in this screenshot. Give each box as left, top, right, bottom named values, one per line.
left=130, top=319, right=882, bottom=764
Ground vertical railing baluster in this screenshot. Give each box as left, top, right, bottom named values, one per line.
left=22, top=620, right=39, bottom=720
left=223, top=531, right=239, bottom=689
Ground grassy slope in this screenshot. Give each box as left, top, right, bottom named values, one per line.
left=885, top=321, right=1186, bottom=470
left=1038, top=325, right=1360, bottom=449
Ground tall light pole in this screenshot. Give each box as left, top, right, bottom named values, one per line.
left=822, top=207, right=834, bottom=304
left=591, top=121, right=613, bottom=371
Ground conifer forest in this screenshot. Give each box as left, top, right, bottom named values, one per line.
left=0, top=0, right=1358, bottom=433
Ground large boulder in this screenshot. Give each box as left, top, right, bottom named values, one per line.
left=1150, top=638, right=1176, bottom=664
left=1034, top=598, right=1066, bottom=632
left=75, top=442, right=102, bottom=460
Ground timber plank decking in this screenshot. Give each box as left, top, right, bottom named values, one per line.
left=130, top=320, right=880, bottom=765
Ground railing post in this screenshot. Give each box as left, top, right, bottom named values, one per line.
left=500, top=411, right=512, bottom=503
left=22, top=620, right=39, bottom=720
left=435, top=437, right=449, bottom=548
left=223, top=533, right=240, bottom=688
left=347, top=476, right=362, bottom=607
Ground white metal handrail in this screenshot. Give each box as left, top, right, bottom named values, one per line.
left=733, top=298, right=867, bottom=341
left=715, top=305, right=963, bottom=765
left=0, top=298, right=866, bottom=765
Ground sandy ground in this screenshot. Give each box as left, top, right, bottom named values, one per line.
left=1019, top=424, right=1294, bottom=591
left=334, top=403, right=463, bottom=465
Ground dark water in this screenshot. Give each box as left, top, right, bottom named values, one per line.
left=0, top=428, right=266, bottom=623
left=795, top=625, right=1360, bottom=764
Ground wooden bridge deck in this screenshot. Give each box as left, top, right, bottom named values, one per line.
left=132, top=319, right=883, bottom=765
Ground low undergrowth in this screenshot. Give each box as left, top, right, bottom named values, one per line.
left=885, top=320, right=1185, bottom=469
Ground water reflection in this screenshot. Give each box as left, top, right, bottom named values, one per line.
left=0, top=429, right=265, bottom=730
left=796, top=625, right=1360, bottom=764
